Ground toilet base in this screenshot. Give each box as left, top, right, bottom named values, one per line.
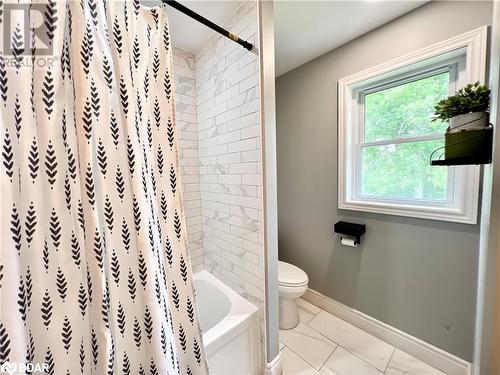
left=279, top=297, right=299, bottom=330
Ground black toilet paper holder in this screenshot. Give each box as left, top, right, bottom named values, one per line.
left=334, top=221, right=366, bottom=244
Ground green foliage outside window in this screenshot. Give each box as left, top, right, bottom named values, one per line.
left=361, top=72, right=450, bottom=200
left=365, top=72, right=450, bottom=142
left=362, top=140, right=447, bottom=200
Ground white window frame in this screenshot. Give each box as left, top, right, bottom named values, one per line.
left=338, top=26, right=488, bottom=224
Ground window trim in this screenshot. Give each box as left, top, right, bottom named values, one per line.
left=338, top=26, right=488, bottom=224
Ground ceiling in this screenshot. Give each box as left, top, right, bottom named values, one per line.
left=163, top=1, right=244, bottom=53
left=155, top=1, right=427, bottom=75
left=274, top=1, right=427, bottom=76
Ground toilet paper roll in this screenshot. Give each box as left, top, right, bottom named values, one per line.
left=341, top=237, right=357, bottom=247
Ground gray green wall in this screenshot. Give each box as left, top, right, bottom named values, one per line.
left=276, top=1, right=492, bottom=361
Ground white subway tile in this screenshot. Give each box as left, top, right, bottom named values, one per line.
left=182, top=148, right=199, bottom=158
left=200, top=175, right=217, bottom=184
left=243, top=240, right=262, bottom=256
left=203, top=200, right=230, bottom=214
left=218, top=174, right=242, bottom=185
left=228, top=184, right=258, bottom=197
left=233, top=265, right=260, bottom=287
left=244, top=282, right=263, bottom=300
left=241, top=196, right=261, bottom=209
left=218, top=267, right=245, bottom=287
left=227, top=111, right=259, bottom=131
left=173, top=49, right=205, bottom=270
left=218, top=194, right=243, bottom=206
left=220, top=214, right=243, bottom=227
left=216, top=107, right=241, bottom=125
left=240, top=125, right=260, bottom=139
left=216, top=130, right=241, bottom=145
left=215, top=85, right=240, bottom=106
left=243, top=251, right=259, bottom=265
left=175, top=5, right=265, bottom=300
left=182, top=166, right=200, bottom=175
left=199, top=144, right=228, bottom=157
left=186, top=216, right=202, bottom=227
left=227, top=59, right=256, bottom=85
left=240, top=73, right=259, bottom=93
left=230, top=225, right=260, bottom=243
left=181, top=112, right=197, bottom=123
left=217, top=152, right=241, bottom=164
left=242, top=149, right=261, bottom=162
left=241, top=98, right=260, bottom=116
left=228, top=138, right=257, bottom=153
left=242, top=174, right=261, bottom=186
left=181, top=174, right=200, bottom=184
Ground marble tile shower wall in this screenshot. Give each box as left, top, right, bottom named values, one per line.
left=172, top=48, right=204, bottom=273
left=195, top=2, right=264, bottom=305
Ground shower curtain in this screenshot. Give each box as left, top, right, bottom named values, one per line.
left=0, top=1, right=208, bottom=374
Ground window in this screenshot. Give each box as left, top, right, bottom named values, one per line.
left=338, top=27, right=487, bottom=224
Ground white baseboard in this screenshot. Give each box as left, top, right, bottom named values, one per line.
left=303, top=288, right=471, bottom=375
left=264, top=353, right=282, bottom=375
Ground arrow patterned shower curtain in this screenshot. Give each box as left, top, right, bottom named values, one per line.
left=0, top=1, right=208, bottom=374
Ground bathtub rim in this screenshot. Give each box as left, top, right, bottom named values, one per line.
left=193, top=271, right=259, bottom=353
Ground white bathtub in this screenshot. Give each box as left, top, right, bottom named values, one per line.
left=194, top=271, right=260, bottom=375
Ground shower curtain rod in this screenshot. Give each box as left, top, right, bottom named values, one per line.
left=162, top=0, right=254, bottom=51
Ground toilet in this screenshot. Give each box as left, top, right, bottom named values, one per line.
left=278, top=261, right=309, bottom=329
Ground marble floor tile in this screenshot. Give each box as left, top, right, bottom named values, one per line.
left=281, top=347, right=322, bottom=375
left=319, top=347, right=384, bottom=375
left=386, top=349, right=446, bottom=375
left=280, top=322, right=337, bottom=370
left=278, top=300, right=454, bottom=375
left=308, top=311, right=394, bottom=371
left=297, top=298, right=321, bottom=324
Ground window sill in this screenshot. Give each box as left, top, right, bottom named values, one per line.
left=338, top=199, right=478, bottom=224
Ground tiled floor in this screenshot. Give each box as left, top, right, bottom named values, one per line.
left=279, top=299, right=446, bottom=375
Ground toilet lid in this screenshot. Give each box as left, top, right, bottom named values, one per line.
left=278, top=261, right=308, bottom=286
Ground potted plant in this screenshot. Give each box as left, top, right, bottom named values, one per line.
left=432, top=82, right=492, bottom=162
left=432, top=81, right=490, bottom=131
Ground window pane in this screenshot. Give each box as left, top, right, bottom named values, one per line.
left=361, top=140, right=448, bottom=200
left=364, top=72, right=450, bottom=142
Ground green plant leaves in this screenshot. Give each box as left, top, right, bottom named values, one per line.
left=432, top=81, right=490, bottom=122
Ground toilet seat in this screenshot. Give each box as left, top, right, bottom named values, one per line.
left=278, top=261, right=308, bottom=287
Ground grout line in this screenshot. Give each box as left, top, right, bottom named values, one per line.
left=280, top=323, right=337, bottom=372
left=337, top=344, right=388, bottom=374
left=305, top=314, right=343, bottom=343
left=282, top=306, right=391, bottom=374
left=383, top=348, right=397, bottom=374
left=304, top=302, right=448, bottom=374
left=297, top=304, right=319, bottom=325
left=305, top=305, right=392, bottom=373
left=302, top=316, right=315, bottom=325
left=319, top=344, right=339, bottom=371
left=283, top=343, right=325, bottom=373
